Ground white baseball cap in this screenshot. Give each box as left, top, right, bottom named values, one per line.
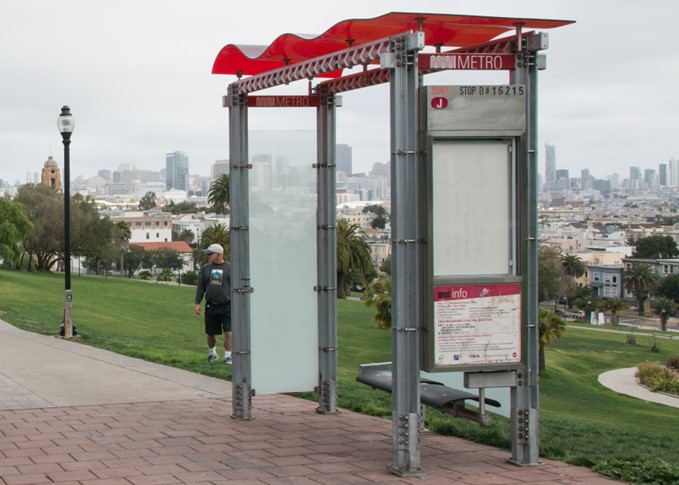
left=202, top=243, right=224, bottom=255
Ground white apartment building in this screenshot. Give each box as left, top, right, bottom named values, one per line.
left=108, top=210, right=173, bottom=243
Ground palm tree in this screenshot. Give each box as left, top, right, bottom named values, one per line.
left=538, top=308, right=566, bottom=373
left=199, top=223, right=230, bottom=265
left=336, top=218, right=373, bottom=299
left=600, top=297, right=628, bottom=325
left=561, top=254, right=585, bottom=279
left=624, top=263, right=659, bottom=316
left=208, top=174, right=230, bottom=215
left=651, top=297, right=677, bottom=332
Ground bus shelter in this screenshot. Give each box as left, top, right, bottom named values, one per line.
left=212, top=11, right=573, bottom=477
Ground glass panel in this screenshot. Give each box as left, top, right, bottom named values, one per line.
left=432, top=140, right=512, bottom=276
left=249, top=130, right=318, bottom=393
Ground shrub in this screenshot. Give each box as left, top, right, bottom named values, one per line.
left=156, top=268, right=173, bottom=281
left=180, top=270, right=197, bottom=286
left=138, top=270, right=152, bottom=280
left=636, top=361, right=679, bottom=394
left=666, top=355, right=679, bottom=371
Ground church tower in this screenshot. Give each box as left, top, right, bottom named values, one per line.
left=41, top=156, right=62, bottom=190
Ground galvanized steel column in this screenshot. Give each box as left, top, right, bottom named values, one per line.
left=510, top=31, right=541, bottom=465
left=388, top=32, right=425, bottom=477
left=227, top=83, right=253, bottom=419
left=316, top=85, right=338, bottom=413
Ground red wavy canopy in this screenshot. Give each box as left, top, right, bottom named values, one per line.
left=212, top=11, right=573, bottom=78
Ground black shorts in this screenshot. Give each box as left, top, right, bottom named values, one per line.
left=205, top=303, right=231, bottom=336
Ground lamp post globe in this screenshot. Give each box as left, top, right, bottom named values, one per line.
left=58, top=106, right=75, bottom=338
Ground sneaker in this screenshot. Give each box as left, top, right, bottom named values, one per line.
left=224, top=355, right=232, bottom=365
left=207, top=353, right=218, bottom=363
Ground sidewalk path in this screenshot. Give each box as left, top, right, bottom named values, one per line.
left=599, top=367, right=679, bottom=409
left=0, top=319, right=621, bottom=484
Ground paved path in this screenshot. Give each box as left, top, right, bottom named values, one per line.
left=0, top=319, right=622, bottom=484
left=599, top=367, right=679, bottom=409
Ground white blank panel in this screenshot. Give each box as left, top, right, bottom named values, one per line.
left=432, top=140, right=511, bottom=276
left=249, top=131, right=318, bottom=393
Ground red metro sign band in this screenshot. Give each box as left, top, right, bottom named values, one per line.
left=419, top=53, right=516, bottom=71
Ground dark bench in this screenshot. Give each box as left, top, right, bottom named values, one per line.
left=357, top=366, right=500, bottom=426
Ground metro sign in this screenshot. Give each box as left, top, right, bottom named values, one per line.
left=223, top=95, right=320, bottom=108
left=419, top=53, right=516, bottom=71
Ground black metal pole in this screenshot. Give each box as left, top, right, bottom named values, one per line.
left=62, top=132, right=71, bottom=291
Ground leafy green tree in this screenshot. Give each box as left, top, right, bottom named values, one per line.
left=651, top=297, right=677, bottom=332
left=538, top=246, right=563, bottom=303
left=138, top=191, right=157, bottom=210
left=379, top=255, right=391, bottom=276
left=124, top=245, right=148, bottom=277
left=0, top=198, right=33, bottom=265
left=656, top=274, right=679, bottom=303
left=600, top=297, right=628, bottom=325
left=80, top=216, right=117, bottom=275
left=163, top=201, right=201, bottom=215
left=114, top=221, right=131, bottom=274
left=14, top=183, right=63, bottom=271
left=150, top=248, right=183, bottom=273
left=178, top=229, right=195, bottom=243
left=336, top=218, right=373, bottom=299
left=573, top=297, right=601, bottom=323
left=538, top=308, right=566, bottom=373
left=624, top=263, right=659, bottom=315
left=364, top=276, right=391, bottom=329
left=208, top=173, right=230, bottom=215
left=632, top=235, right=679, bottom=258
left=362, top=204, right=388, bottom=230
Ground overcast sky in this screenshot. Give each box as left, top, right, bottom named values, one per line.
left=1, top=0, right=677, bottom=186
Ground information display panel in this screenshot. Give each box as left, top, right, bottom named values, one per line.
left=419, top=85, right=526, bottom=372
left=433, top=283, right=521, bottom=368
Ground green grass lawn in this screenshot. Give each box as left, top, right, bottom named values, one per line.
left=2, top=269, right=679, bottom=483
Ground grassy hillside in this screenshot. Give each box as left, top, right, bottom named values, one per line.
left=2, top=269, right=678, bottom=482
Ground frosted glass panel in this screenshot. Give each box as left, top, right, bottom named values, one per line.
left=432, top=140, right=511, bottom=276
left=249, top=131, right=318, bottom=393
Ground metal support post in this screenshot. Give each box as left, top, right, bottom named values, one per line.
left=387, top=32, right=425, bottom=477
left=509, top=28, right=541, bottom=465
left=227, top=83, right=253, bottom=419
left=316, top=84, right=338, bottom=413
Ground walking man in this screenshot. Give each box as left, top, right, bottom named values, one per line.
left=195, top=243, right=232, bottom=364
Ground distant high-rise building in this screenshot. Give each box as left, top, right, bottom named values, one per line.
left=545, top=143, right=556, bottom=183
left=580, top=168, right=592, bottom=190
left=98, top=169, right=112, bottom=180
left=111, top=167, right=162, bottom=194
left=336, top=144, right=353, bottom=175
left=659, top=163, right=668, bottom=186
left=669, top=159, right=679, bottom=187
left=644, top=168, right=657, bottom=189
left=370, top=162, right=390, bottom=178
left=40, top=156, right=61, bottom=190
left=166, top=151, right=189, bottom=191
left=212, top=160, right=230, bottom=178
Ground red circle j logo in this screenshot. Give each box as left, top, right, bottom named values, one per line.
left=431, top=97, right=448, bottom=109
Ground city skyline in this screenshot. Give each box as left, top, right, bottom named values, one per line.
left=2, top=1, right=677, bottom=186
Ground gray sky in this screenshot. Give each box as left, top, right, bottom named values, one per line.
left=1, top=0, right=677, bottom=186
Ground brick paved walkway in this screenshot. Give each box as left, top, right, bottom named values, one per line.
left=0, top=393, right=620, bottom=484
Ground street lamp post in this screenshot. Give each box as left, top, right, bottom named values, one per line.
left=58, top=106, right=75, bottom=338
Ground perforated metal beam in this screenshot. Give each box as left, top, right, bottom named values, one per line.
left=235, top=37, right=395, bottom=94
